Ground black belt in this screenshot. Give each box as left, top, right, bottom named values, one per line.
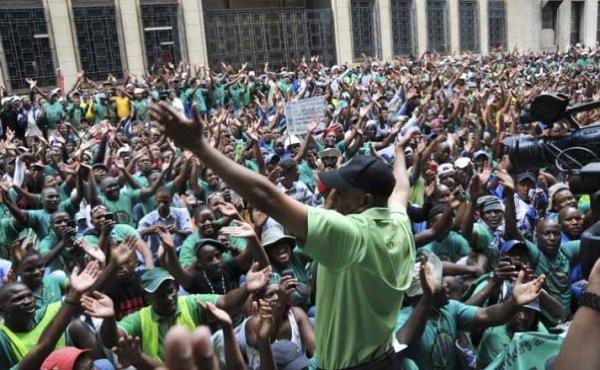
left=318, top=348, right=398, bottom=370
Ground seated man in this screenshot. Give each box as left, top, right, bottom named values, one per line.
left=0, top=261, right=102, bottom=370
left=395, top=253, right=546, bottom=369
left=88, top=265, right=271, bottom=367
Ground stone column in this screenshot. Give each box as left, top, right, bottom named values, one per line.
left=506, top=0, right=541, bottom=51
left=557, top=0, right=572, bottom=51
left=448, top=0, right=460, bottom=52
left=180, top=0, right=209, bottom=66
left=582, top=0, right=598, bottom=48
left=115, top=0, right=146, bottom=75
left=45, top=0, right=79, bottom=88
left=415, top=0, right=428, bottom=55
left=332, top=0, right=354, bottom=63
left=378, top=0, right=394, bottom=60
left=478, top=0, right=489, bottom=54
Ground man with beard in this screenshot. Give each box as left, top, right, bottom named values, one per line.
left=395, top=252, right=545, bottom=370
left=89, top=263, right=271, bottom=367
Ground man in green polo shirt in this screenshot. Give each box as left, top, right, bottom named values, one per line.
left=149, top=103, right=417, bottom=369
left=88, top=267, right=271, bottom=368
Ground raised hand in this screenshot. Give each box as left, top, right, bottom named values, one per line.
left=257, top=299, right=274, bottom=342
left=149, top=103, right=205, bottom=151
left=110, top=234, right=138, bottom=266
left=196, top=300, right=232, bottom=327
left=512, top=271, right=546, bottom=306
left=81, top=291, right=115, bottom=318
left=419, top=252, right=435, bottom=298
left=216, top=202, right=240, bottom=219
left=220, top=220, right=257, bottom=239
left=155, top=226, right=175, bottom=251
left=79, top=240, right=106, bottom=267
left=278, top=275, right=299, bottom=297
left=113, top=335, right=142, bottom=369
left=492, top=256, right=519, bottom=283
left=161, top=325, right=220, bottom=370
left=245, top=263, right=272, bottom=293
left=495, top=169, right=515, bottom=192
left=70, top=261, right=101, bottom=294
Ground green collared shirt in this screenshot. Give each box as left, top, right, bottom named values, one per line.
left=300, top=205, right=415, bottom=369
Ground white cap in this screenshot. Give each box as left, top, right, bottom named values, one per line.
left=248, top=71, right=255, bottom=77
left=437, top=163, right=454, bottom=176
left=284, top=135, right=301, bottom=148
left=117, top=146, right=132, bottom=155
left=454, top=157, right=472, bottom=169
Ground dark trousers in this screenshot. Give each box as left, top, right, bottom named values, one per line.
left=319, top=348, right=403, bottom=370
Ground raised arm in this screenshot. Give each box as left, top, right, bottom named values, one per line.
left=19, top=262, right=101, bottom=370
left=396, top=253, right=434, bottom=349
left=150, top=103, right=308, bottom=242
left=389, top=130, right=415, bottom=207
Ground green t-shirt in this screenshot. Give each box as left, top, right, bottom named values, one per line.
left=473, top=222, right=501, bottom=267
left=268, top=248, right=313, bottom=309
left=65, top=103, right=85, bottom=128
left=92, top=102, right=109, bottom=124
left=525, top=240, right=578, bottom=309
left=300, top=205, right=415, bottom=369
left=42, top=101, right=64, bottom=129
left=82, top=224, right=140, bottom=247
left=179, top=231, right=247, bottom=269
left=99, top=189, right=142, bottom=227
left=117, top=294, right=219, bottom=361
left=395, top=300, right=478, bottom=370
left=476, top=322, right=548, bottom=370
left=419, top=231, right=471, bottom=263
left=185, top=88, right=207, bottom=112
left=229, top=85, right=245, bottom=110
left=408, top=167, right=425, bottom=207
left=26, top=199, right=79, bottom=239
left=0, top=219, right=21, bottom=259
left=210, top=85, right=226, bottom=108
left=132, top=99, right=149, bottom=122
left=298, top=160, right=316, bottom=191
left=33, top=274, right=69, bottom=311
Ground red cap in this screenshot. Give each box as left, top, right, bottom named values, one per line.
left=41, top=347, right=89, bottom=370
left=31, top=160, right=45, bottom=168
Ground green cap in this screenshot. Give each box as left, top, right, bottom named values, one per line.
left=140, top=268, right=175, bottom=293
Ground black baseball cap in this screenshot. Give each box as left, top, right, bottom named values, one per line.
left=319, top=155, right=396, bottom=198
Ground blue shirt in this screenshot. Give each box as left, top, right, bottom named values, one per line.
left=137, top=207, right=193, bottom=256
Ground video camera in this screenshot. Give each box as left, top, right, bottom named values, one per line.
left=504, top=93, right=600, bottom=279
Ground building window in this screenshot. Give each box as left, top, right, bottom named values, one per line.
left=140, top=2, right=182, bottom=73
left=542, top=4, right=555, bottom=30
left=427, top=0, right=449, bottom=53
left=72, top=0, right=123, bottom=81
left=391, top=0, right=416, bottom=56
left=459, top=0, right=479, bottom=52
left=203, top=4, right=336, bottom=71
left=351, top=0, right=380, bottom=59
left=0, top=3, right=55, bottom=90
left=488, top=0, right=506, bottom=49
left=571, top=2, right=583, bottom=45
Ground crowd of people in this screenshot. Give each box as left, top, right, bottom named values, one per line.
left=0, top=45, right=600, bottom=370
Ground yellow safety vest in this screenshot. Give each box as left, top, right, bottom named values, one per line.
left=140, top=297, right=196, bottom=362
left=0, top=302, right=66, bottom=361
